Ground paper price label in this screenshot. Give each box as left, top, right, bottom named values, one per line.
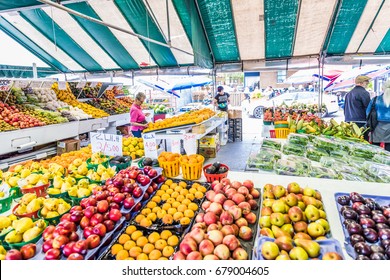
left=90, top=82, right=98, bottom=88
left=106, top=85, right=114, bottom=90
left=90, top=132, right=122, bottom=156
left=58, top=81, right=67, bottom=90
left=143, top=133, right=158, bottom=158
left=76, top=81, right=86, bottom=89
left=183, top=133, right=197, bottom=155
left=171, top=139, right=181, bottom=153
left=0, top=80, right=11, bottom=91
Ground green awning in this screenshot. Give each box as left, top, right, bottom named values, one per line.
left=0, top=64, right=58, bottom=78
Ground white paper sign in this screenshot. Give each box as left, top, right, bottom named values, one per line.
left=90, top=132, right=122, bottom=156
left=76, top=81, right=86, bottom=89
left=58, top=81, right=67, bottom=90
left=183, top=133, right=197, bottom=155
left=142, top=132, right=158, bottom=158
left=106, top=85, right=114, bottom=90
left=171, top=139, right=181, bottom=153
left=90, top=82, right=98, bottom=88
left=0, top=80, right=11, bottom=91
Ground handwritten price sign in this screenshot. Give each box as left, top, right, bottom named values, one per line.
left=142, top=133, right=158, bottom=158
left=90, top=132, right=122, bottom=156
left=0, top=80, right=11, bottom=91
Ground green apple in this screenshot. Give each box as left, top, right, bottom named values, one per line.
left=261, top=241, right=279, bottom=260
left=307, top=222, right=325, bottom=238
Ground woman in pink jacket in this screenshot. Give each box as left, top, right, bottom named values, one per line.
left=130, top=92, right=149, bottom=137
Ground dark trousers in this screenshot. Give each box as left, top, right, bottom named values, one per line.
left=131, top=130, right=142, bottom=138
left=373, top=142, right=390, bottom=152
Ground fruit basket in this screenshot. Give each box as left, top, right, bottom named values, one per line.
left=86, top=156, right=110, bottom=171
left=275, top=127, right=290, bottom=139
left=253, top=236, right=345, bottom=260
left=158, top=158, right=180, bottom=178
left=0, top=194, right=13, bottom=214
left=12, top=203, right=41, bottom=219
left=179, top=154, right=205, bottom=180
left=47, top=187, right=69, bottom=199
left=203, top=163, right=229, bottom=183
left=274, top=121, right=289, bottom=128
left=68, top=194, right=90, bottom=206
left=20, top=183, right=50, bottom=198
left=10, top=187, right=22, bottom=200
left=4, top=220, right=48, bottom=250
left=138, top=157, right=159, bottom=168
left=109, top=156, right=132, bottom=171
left=37, top=199, right=73, bottom=225
left=98, top=224, right=182, bottom=260
left=335, top=192, right=390, bottom=260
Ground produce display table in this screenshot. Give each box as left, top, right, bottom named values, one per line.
left=226, top=171, right=390, bottom=260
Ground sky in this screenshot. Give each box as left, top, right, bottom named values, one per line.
left=0, top=29, right=48, bottom=67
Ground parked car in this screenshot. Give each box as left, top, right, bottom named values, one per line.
left=242, top=91, right=339, bottom=118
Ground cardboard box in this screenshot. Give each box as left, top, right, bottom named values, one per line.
left=199, top=133, right=219, bottom=147
left=198, top=145, right=220, bottom=158
left=57, top=139, right=80, bottom=155
left=192, top=124, right=206, bottom=134
left=228, top=109, right=242, bottom=119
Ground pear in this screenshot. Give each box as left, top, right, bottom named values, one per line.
left=14, top=217, right=34, bottom=234
left=294, top=238, right=321, bottom=258
left=23, top=227, right=42, bottom=242
left=0, top=216, right=11, bottom=230
left=304, top=205, right=320, bottom=221
left=275, top=254, right=291, bottom=260
left=16, top=205, right=27, bottom=215
left=271, top=225, right=290, bottom=238
left=274, top=236, right=294, bottom=252
left=22, top=193, right=37, bottom=205
left=5, top=230, right=23, bottom=243
left=289, top=246, right=309, bottom=260
left=26, top=199, right=42, bottom=213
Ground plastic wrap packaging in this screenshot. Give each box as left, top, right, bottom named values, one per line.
left=309, top=166, right=339, bottom=179
left=287, top=133, right=309, bottom=146
left=286, top=155, right=312, bottom=170
left=261, top=138, right=282, bottom=151
left=247, top=148, right=282, bottom=171
left=274, top=159, right=303, bottom=176
left=312, top=136, right=341, bottom=152
left=306, top=145, right=329, bottom=162
left=330, top=149, right=349, bottom=159
left=350, top=143, right=375, bottom=159
left=282, top=143, right=306, bottom=157
left=362, top=161, right=390, bottom=183
left=345, top=155, right=366, bottom=170
left=332, top=138, right=353, bottom=153
left=339, top=172, right=366, bottom=182
left=319, top=156, right=345, bottom=168
left=372, top=154, right=390, bottom=166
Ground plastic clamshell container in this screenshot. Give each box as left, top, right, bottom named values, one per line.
left=334, top=192, right=390, bottom=259
left=261, top=139, right=282, bottom=151
left=287, top=133, right=309, bottom=146
left=306, top=145, right=329, bottom=162
left=282, top=143, right=305, bottom=157
left=252, top=236, right=345, bottom=260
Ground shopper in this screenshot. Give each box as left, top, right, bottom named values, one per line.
left=344, top=75, right=371, bottom=140
left=214, top=86, right=230, bottom=111
left=130, top=92, right=149, bottom=138
left=366, top=80, right=390, bottom=152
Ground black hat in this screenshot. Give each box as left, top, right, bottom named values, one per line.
left=217, top=86, right=224, bottom=92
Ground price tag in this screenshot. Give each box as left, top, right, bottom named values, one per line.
left=106, top=85, right=114, bottom=91
left=171, top=139, right=181, bottom=153
left=58, top=81, right=67, bottom=90
left=116, top=85, right=123, bottom=90
left=90, top=82, right=98, bottom=88
left=90, top=132, right=123, bottom=156
left=0, top=80, right=11, bottom=91
left=183, top=133, right=197, bottom=155
left=76, top=81, right=86, bottom=89
left=14, top=80, right=29, bottom=89
left=142, top=133, right=158, bottom=158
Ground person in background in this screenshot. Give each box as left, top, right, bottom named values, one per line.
left=130, top=92, right=150, bottom=138
left=344, top=75, right=371, bottom=141
left=366, top=80, right=390, bottom=151
left=214, top=86, right=230, bottom=111
left=264, top=86, right=275, bottom=99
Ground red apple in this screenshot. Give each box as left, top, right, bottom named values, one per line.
left=109, top=208, right=122, bottom=222
left=186, top=251, right=202, bottom=260
left=83, top=206, right=97, bottom=219
left=92, top=223, right=107, bottom=237
left=113, top=193, right=125, bottom=204
left=97, top=200, right=109, bottom=213
left=70, top=205, right=82, bottom=214
left=20, top=243, right=36, bottom=260
left=173, top=251, right=186, bottom=260
left=60, top=213, right=71, bottom=222
left=232, top=247, right=248, bottom=260
left=68, top=231, right=79, bottom=242
left=232, top=193, right=245, bottom=205
left=239, top=226, right=253, bottom=241
left=199, top=239, right=215, bottom=256
left=103, top=219, right=115, bottom=232
left=238, top=201, right=251, bottom=214
left=45, top=248, right=61, bottom=260
left=62, top=242, right=76, bottom=257
left=80, top=216, right=90, bottom=229
left=133, top=186, right=143, bottom=198
left=242, top=180, right=254, bottom=191
left=73, top=240, right=88, bottom=255
left=86, top=234, right=101, bottom=249
left=203, top=212, right=218, bottom=226
left=67, top=253, right=84, bottom=260
left=123, top=197, right=135, bottom=209
left=83, top=226, right=94, bottom=239
left=52, top=235, right=69, bottom=249
left=237, top=186, right=249, bottom=196
left=43, top=225, right=56, bottom=241
left=244, top=212, right=257, bottom=224
left=42, top=239, right=53, bottom=253
left=179, top=236, right=198, bottom=255
left=250, top=189, right=260, bottom=199
left=223, top=234, right=240, bottom=251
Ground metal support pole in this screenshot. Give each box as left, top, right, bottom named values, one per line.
left=32, top=63, right=38, bottom=79
left=166, top=0, right=171, bottom=44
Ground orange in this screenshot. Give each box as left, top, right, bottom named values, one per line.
left=165, top=179, right=173, bottom=186
left=131, top=230, right=143, bottom=241
left=136, top=236, right=148, bottom=247
left=196, top=155, right=204, bottom=163
left=166, top=198, right=176, bottom=204
left=124, top=240, right=136, bottom=250
left=151, top=196, right=161, bottom=203
left=173, top=212, right=184, bottom=221
left=149, top=249, right=162, bottom=260
left=148, top=232, right=160, bottom=244
left=162, top=203, right=171, bottom=211
left=162, top=246, right=174, bottom=257
left=137, top=253, right=149, bottom=260
left=135, top=214, right=145, bottom=224
left=157, top=209, right=167, bottom=219
left=171, top=201, right=181, bottom=208
left=188, top=202, right=198, bottom=211
left=180, top=217, right=191, bottom=225
left=154, top=239, right=167, bottom=251
left=146, top=201, right=157, bottom=209
left=129, top=246, right=142, bottom=258
left=142, top=243, right=155, bottom=254
left=167, top=208, right=177, bottom=215
left=180, top=189, right=189, bottom=196
left=160, top=230, right=173, bottom=240
left=141, top=208, right=152, bottom=215
left=139, top=218, right=152, bottom=228
left=167, top=235, right=179, bottom=246
left=116, top=249, right=129, bottom=260
left=189, top=158, right=198, bottom=164
left=194, top=191, right=204, bottom=199
left=111, top=244, right=124, bottom=255
left=186, top=193, right=195, bottom=201
left=147, top=212, right=157, bottom=222
left=162, top=214, right=173, bottom=224
left=152, top=206, right=161, bottom=213
left=177, top=204, right=187, bottom=212
left=184, top=209, right=195, bottom=218
left=118, top=234, right=130, bottom=244
left=125, top=225, right=137, bottom=235
left=182, top=198, right=191, bottom=206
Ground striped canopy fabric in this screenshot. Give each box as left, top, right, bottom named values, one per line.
left=0, top=0, right=389, bottom=76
